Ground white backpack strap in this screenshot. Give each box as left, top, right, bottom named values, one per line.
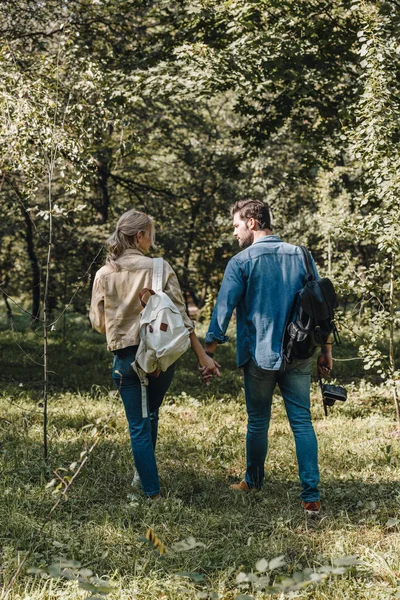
left=152, top=257, right=163, bottom=292
left=132, top=361, right=149, bottom=418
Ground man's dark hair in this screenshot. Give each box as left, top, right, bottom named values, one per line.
left=230, top=199, right=272, bottom=231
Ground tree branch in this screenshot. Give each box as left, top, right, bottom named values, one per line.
left=109, top=173, right=179, bottom=205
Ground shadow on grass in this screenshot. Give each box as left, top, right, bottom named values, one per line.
left=3, top=427, right=398, bottom=524
left=4, top=458, right=399, bottom=567
left=0, top=323, right=243, bottom=399
left=0, top=314, right=380, bottom=399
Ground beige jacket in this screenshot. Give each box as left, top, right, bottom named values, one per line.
left=89, top=249, right=194, bottom=351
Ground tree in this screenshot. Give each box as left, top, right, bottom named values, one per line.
left=342, top=0, right=400, bottom=420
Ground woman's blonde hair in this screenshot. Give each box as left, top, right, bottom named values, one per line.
left=106, top=209, right=155, bottom=271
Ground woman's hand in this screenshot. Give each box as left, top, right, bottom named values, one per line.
left=188, top=333, right=220, bottom=384
left=198, top=356, right=221, bottom=385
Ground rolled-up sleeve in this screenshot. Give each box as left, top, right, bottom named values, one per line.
left=89, top=274, right=106, bottom=334
left=163, top=262, right=195, bottom=332
left=205, top=258, right=245, bottom=344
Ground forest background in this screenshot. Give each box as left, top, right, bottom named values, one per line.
left=1, top=0, right=399, bottom=412
left=1, top=1, right=400, bottom=599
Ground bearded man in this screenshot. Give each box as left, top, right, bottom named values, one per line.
left=203, top=199, right=332, bottom=514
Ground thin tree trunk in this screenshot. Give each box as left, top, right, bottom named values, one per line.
left=95, top=133, right=113, bottom=224
left=2, top=290, right=14, bottom=328
left=327, top=235, right=332, bottom=276
left=23, top=211, right=41, bottom=321
left=96, top=157, right=111, bottom=224
left=182, top=197, right=204, bottom=310
left=63, top=267, right=67, bottom=342
left=43, top=173, right=53, bottom=462
left=388, top=253, right=399, bottom=424
left=1, top=242, right=15, bottom=328
left=5, top=176, right=41, bottom=321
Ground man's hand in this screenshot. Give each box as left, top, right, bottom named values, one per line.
left=317, top=348, right=333, bottom=378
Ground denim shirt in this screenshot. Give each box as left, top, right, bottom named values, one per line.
left=205, top=236, right=318, bottom=370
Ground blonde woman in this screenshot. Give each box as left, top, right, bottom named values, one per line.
left=90, top=209, right=219, bottom=499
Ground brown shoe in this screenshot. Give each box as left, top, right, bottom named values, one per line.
left=230, top=480, right=251, bottom=492
left=146, top=493, right=162, bottom=501
left=302, top=500, right=321, bottom=515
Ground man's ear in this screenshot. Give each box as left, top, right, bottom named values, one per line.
left=247, top=217, right=257, bottom=231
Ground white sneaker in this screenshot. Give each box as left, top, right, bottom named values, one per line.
left=132, top=470, right=142, bottom=488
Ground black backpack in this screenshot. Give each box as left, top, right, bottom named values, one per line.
left=283, top=247, right=340, bottom=363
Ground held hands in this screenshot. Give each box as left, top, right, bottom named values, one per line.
left=198, top=355, right=221, bottom=385
left=317, top=348, right=333, bottom=378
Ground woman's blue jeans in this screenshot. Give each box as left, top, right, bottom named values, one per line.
left=243, top=358, right=320, bottom=502
left=112, top=346, right=175, bottom=497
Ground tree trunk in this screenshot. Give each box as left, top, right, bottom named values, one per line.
left=94, top=130, right=113, bottom=224
left=43, top=170, right=54, bottom=463
left=2, top=287, right=14, bottom=328
left=4, top=176, right=41, bottom=321
left=96, top=158, right=111, bottom=223
left=0, top=240, right=15, bottom=328
left=24, top=208, right=41, bottom=321
left=182, top=195, right=207, bottom=308
left=388, top=253, right=400, bottom=424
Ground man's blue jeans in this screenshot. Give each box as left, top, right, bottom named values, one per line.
left=243, top=358, right=319, bottom=502
left=112, top=346, right=175, bottom=497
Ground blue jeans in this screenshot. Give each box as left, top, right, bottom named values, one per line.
left=112, top=346, right=175, bottom=497
left=243, top=358, right=319, bottom=502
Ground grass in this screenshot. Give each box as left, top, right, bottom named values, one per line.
left=1, top=318, right=400, bottom=599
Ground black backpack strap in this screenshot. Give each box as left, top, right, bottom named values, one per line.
left=299, top=246, right=315, bottom=282
left=282, top=289, right=301, bottom=364
left=299, top=246, right=320, bottom=341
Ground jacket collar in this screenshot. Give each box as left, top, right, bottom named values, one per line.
left=120, top=248, right=145, bottom=257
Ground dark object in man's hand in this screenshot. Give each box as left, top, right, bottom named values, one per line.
left=319, top=379, right=347, bottom=416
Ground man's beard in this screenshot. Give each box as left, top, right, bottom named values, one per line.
left=238, top=229, right=253, bottom=248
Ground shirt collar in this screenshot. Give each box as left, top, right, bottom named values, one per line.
left=253, top=235, right=282, bottom=245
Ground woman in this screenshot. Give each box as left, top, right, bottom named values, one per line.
left=89, top=209, right=219, bottom=499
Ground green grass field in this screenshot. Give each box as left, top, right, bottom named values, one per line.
left=1, top=320, right=400, bottom=599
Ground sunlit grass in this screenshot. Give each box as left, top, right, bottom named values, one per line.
left=1, top=325, right=400, bottom=599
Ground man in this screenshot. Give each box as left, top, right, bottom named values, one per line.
left=203, top=199, right=332, bottom=514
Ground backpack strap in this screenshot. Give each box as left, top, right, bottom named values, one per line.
left=299, top=246, right=315, bottom=282
left=152, top=257, right=164, bottom=292
left=283, top=290, right=300, bottom=365
left=299, top=246, right=321, bottom=331
left=283, top=247, right=312, bottom=365
left=131, top=258, right=164, bottom=420
left=132, top=361, right=149, bottom=418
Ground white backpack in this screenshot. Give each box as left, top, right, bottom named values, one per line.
left=132, top=258, right=190, bottom=416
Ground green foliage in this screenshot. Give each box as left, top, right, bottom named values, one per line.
left=1, top=1, right=400, bottom=596
left=338, top=1, right=400, bottom=417
left=28, top=559, right=114, bottom=598
left=0, top=1, right=399, bottom=416
left=235, top=553, right=359, bottom=595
